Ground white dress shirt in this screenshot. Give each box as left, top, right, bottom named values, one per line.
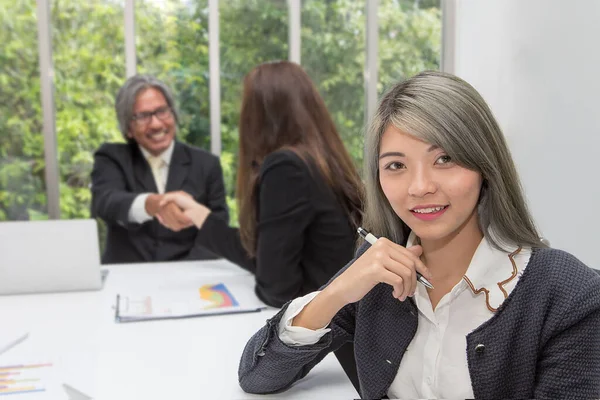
left=278, top=232, right=532, bottom=399
left=127, top=141, right=175, bottom=224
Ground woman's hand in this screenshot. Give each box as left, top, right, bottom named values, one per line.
left=156, top=201, right=194, bottom=232
left=325, top=238, right=432, bottom=305
left=292, top=238, right=432, bottom=330
left=158, top=192, right=212, bottom=229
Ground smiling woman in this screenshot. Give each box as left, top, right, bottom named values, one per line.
left=364, top=72, right=543, bottom=253
left=237, top=71, right=600, bottom=400
left=378, top=127, right=483, bottom=246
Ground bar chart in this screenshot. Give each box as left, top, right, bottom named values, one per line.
left=0, top=363, right=52, bottom=396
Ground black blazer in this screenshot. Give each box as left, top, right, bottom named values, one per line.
left=195, top=150, right=356, bottom=307
left=238, top=246, right=600, bottom=399
left=91, top=141, right=228, bottom=264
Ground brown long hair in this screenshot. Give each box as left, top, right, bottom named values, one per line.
left=237, top=61, right=363, bottom=256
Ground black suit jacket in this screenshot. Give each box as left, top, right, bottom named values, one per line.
left=194, top=150, right=356, bottom=307
left=91, top=141, right=229, bottom=264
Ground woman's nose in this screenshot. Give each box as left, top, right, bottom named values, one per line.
left=407, top=168, right=437, bottom=197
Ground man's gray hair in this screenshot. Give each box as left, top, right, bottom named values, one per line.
left=115, top=74, right=179, bottom=139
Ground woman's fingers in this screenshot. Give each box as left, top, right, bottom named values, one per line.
left=160, top=193, right=198, bottom=210
left=333, top=237, right=431, bottom=304
left=369, top=252, right=413, bottom=300
left=386, top=250, right=418, bottom=297
left=378, top=269, right=406, bottom=299
left=159, top=194, right=176, bottom=207
left=371, top=239, right=430, bottom=299
left=406, top=245, right=433, bottom=280
left=382, top=240, right=432, bottom=281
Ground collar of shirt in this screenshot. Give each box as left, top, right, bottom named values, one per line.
left=406, top=231, right=525, bottom=312
left=138, top=140, right=175, bottom=167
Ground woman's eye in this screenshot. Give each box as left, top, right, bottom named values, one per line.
left=435, top=155, right=452, bottom=165
left=385, top=161, right=405, bottom=170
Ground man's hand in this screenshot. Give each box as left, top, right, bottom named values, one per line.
left=144, top=193, right=164, bottom=217
left=156, top=201, right=194, bottom=232
left=146, top=191, right=195, bottom=231
left=159, top=192, right=212, bottom=229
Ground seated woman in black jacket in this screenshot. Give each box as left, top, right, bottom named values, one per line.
left=159, top=61, right=363, bottom=308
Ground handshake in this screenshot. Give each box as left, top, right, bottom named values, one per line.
left=144, top=191, right=211, bottom=232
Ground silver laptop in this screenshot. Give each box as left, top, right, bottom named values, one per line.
left=0, top=219, right=107, bottom=295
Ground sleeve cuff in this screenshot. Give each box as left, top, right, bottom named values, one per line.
left=200, top=211, right=222, bottom=231
left=277, top=291, right=331, bottom=346
left=128, top=193, right=153, bottom=224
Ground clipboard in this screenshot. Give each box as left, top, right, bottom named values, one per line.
left=114, top=283, right=267, bottom=323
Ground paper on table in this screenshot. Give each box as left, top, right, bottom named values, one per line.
left=0, top=335, right=59, bottom=399
left=115, top=282, right=267, bottom=323
left=0, top=362, right=56, bottom=397
left=0, top=333, right=94, bottom=400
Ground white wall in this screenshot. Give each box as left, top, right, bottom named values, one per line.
left=451, top=0, right=600, bottom=268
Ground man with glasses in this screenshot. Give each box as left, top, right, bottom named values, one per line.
left=91, top=74, right=228, bottom=263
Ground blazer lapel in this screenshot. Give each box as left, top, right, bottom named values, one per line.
left=132, top=144, right=158, bottom=193
left=165, top=141, right=191, bottom=193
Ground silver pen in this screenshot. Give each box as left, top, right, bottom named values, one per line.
left=357, top=227, right=435, bottom=289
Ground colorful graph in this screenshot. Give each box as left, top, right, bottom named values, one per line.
left=0, top=363, right=52, bottom=396
left=198, top=283, right=240, bottom=308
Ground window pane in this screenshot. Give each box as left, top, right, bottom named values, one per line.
left=51, top=1, right=125, bottom=219
left=136, top=0, right=211, bottom=151
left=0, top=1, right=47, bottom=221
left=302, top=0, right=366, bottom=169
left=379, top=0, right=442, bottom=92
left=220, top=0, right=288, bottom=225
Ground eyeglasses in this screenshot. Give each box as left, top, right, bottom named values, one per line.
left=131, top=106, right=173, bottom=126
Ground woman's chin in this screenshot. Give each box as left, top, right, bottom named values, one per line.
left=407, top=226, right=450, bottom=244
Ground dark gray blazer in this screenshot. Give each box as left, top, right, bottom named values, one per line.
left=91, top=141, right=228, bottom=264
left=238, top=244, right=600, bottom=399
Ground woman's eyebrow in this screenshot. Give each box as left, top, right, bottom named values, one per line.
left=379, top=151, right=404, bottom=159
left=380, top=145, right=439, bottom=159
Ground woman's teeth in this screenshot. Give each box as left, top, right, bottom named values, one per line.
left=412, top=206, right=446, bottom=214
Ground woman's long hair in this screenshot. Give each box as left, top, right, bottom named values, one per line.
left=237, top=61, right=363, bottom=256
left=363, top=70, right=545, bottom=251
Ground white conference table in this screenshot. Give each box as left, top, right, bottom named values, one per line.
left=0, top=259, right=357, bottom=400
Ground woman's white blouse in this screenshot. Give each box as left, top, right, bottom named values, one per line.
left=278, top=233, right=531, bottom=399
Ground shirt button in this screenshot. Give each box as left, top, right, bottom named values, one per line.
left=475, top=343, right=485, bottom=354
left=426, top=376, right=433, bottom=384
